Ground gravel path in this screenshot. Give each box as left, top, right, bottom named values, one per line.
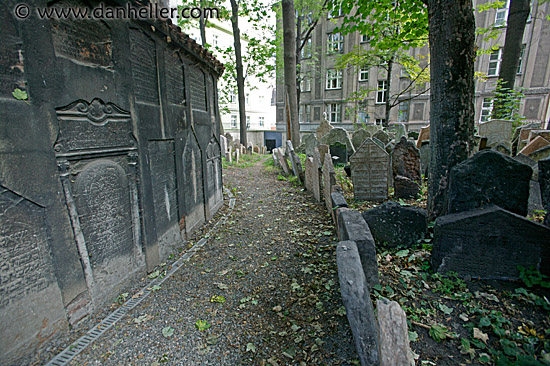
left=43, top=156, right=357, bottom=366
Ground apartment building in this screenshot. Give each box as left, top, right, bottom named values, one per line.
left=275, top=0, right=550, bottom=133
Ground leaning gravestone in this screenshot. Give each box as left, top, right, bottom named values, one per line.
left=372, top=130, right=390, bottom=145
left=323, top=153, right=336, bottom=212
left=311, top=148, right=323, bottom=202
left=478, top=119, right=513, bottom=147
left=419, top=141, right=430, bottom=178
left=318, top=144, right=329, bottom=165
left=432, top=205, right=550, bottom=279
left=392, top=136, right=421, bottom=199
left=304, top=157, right=314, bottom=192
left=362, top=201, right=427, bottom=248
left=377, top=298, right=412, bottom=366
left=320, top=128, right=356, bottom=159
left=416, top=125, right=430, bottom=148
left=316, top=119, right=334, bottom=140
left=220, top=135, right=227, bottom=156
left=519, top=136, right=550, bottom=157
left=351, top=129, right=371, bottom=150
left=539, top=157, right=550, bottom=226
left=529, top=145, right=550, bottom=162
left=286, top=140, right=303, bottom=182
left=447, top=150, right=532, bottom=216
left=275, top=148, right=290, bottom=174
left=272, top=148, right=279, bottom=168
left=350, top=138, right=390, bottom=201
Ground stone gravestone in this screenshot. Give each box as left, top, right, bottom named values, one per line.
left=286, top=140, right=303, bottom=182
left=220, top=134, right=227, bottom=156
left=377, top=298, right=413, bottom=366
left=362, top=201, right=427, bottom=248
left=387, top=123, right=407, bottom=142
left=372, top=130, right=389, bottom=145
left=304, top=157, right=314, bottom=192
left=234, top=148, right=240, bottom=163
left=323, top=153, right=337, bottom=212
left=478, top=119, right=513, bottom=147
left=253, top=146, right=260, bottom=153
left=330, top=142, right=347, bottom=165
left=272, top=148, right=279, bottom=168
left=416, top=125, right=430, bottom=148
left=226, top=146, right=232, bottom=163
left=316, top=118, right=334, bottom=140
left=419, top=141, right=430, bottom=178
left=392, top=136, right=422, bottom=199
left=320, top=128, right=356, bottom=161
left=318, top=144, right=329, bottom=165
left=298, top=133, right=319, bottom=156
left=275, top=147, right=291, bottom=174
left=447, top=150, right=533, bottom=216
left=539, top=157, right=550, bottom=226
left=530, top=146, right=550, bottom=162
left=350, top=138, right=389, bottom=201
left=492, top=142, right=512, bottom=156
left=311, top=148, right=323, bottom=202
left=519, top=136, right=550, bottom=156
left=364, top=124, right=382, bottom=136
left=432, top=205, right=550, bottom=279
left=351, top=128, right=371, bottom=150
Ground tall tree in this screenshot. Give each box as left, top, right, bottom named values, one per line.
left=282, top=0, right=300, bottom=147
left=492, top=0, right=530, bottom=119
left=229, top=0, right=247, bottom=146
left=427, top=0, right=476, bottom=219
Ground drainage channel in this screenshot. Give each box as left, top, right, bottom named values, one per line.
left=46, top=191, right=236, bottom=366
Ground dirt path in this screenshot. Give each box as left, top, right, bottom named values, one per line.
left=55, top=156, right=357, bottom=366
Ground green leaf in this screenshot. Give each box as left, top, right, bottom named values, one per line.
left=162, top=326, right=174, bottom=338
left=210, top=295, right=226, bottom=303
left=429, top=324, right=449, bottom=342
left=246, top=343, right=256, bottom=353
left=195, top=319, right=211, bottom=331
left=148, top=270, right=160, bottom=279
left=395, top=249, right=409, bottom=258
left=12, top=88, right=28, bottom=101
left=408, top=331, right=418, bottom=342
left=438, top=303, right=453, bottom=315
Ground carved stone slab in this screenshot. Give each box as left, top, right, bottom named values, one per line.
left=350, top=138, right=389, bottom=201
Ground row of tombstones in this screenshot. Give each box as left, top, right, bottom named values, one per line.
left=219, top=134, right=267, bottom=163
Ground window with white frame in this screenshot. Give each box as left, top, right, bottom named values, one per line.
left=231, top=115, right=237, bottom=128
left=212, top=34, right=218, bottom=47
left=376, top=80, right=387, bottom=104
left=376, top=118, right=386, bottom=125
left=398, top=101, right=409, bottom=122
left=327, top=33, right=344, bottom=54
left=495, top=0, right=509, bottom=27
left=303, top=105, right=311, bottom=123
left=301, top=77, right=311, bottom=92
left=360, top=34, right=369, bottom=43
left=517, top=44, right=526, bottom=74
left=488, top=48, right=502, bottom=76
left=301, top=38, right=312, bottom=58
left=259, top=116, right=264, bottom=127
left=326, top=103, right=341, bottom=123
left=326, top=69, right=343, bottom=89
left=259, top=95, right=265, bottom=103
left=245, top=93, right=250, bottom=105
left=229, top=92, right=236, bottom=104
left=480, top=98, right=493, bottom=122
left=359, top=67, right=369, bottom=81
left=328, top=4, right=343, bottom=18
left=246, top=116, right=250, bottom=129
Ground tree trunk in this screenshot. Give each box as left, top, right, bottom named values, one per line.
left=427, top=0, right=476, bottom=219
left=492, top=0, right=530, bottom=119
left=296, top=15, right=302, bottom=110
left=384, top=55, right=395, bottom=127
left=282, top=0, right=300, bottom=148
left=230, top=0, right=247, bottom=146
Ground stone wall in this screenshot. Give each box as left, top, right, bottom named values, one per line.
left=0, top=1, right=224, bottom=363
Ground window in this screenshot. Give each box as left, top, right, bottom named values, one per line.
left=245, top=93, right=250, bottom=105
left=328, top=4, right=343, bottom=18
left=376, top=118, right=386, bottom=125
left=300, top=105, right=311, bottom=123
left=212, top=34, right=218, bottom=47
left=326, top=103, right=341, bottom=123
left=229, top=92, right=236, bottom=104
left=398, top=101, right=409, bottom=122
left=259, top=116, right=264, bottom=127
left=480, top=98, right=493, bottom=122
left=301, top=38, right=312, bottom=58
left=301, top=77, right=311, bottom=91
left=517, top=44, right=526, bottom=74
left=246, top=116, right=250, bottom=129
left=376, top=80, right=387, bottom=104
left=259, top=95, right=265, bottom=103
left=327, top=33, right=344, bottom=54
left=488, top=49, right=502, bottom=76
left=495, top=0, right=509, bottom=27
left=231, top=115, right=237, bottom=128
left=360, top=34, right=369, bottom=43
left=359, top=67, right=369, bottom=81
left=326, top=69, right=343, bottom=89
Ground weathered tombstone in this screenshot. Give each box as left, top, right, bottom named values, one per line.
left=447, top=150, right=532, bottom=216
left=272, top=148, right=279, bottom=167
left=225, top=132, right=234, bottom=147
left=416, top=125, right=430, bottom=148
left=316, top=118, right=334, bottom=140
left=371, top=137, right=385, bottom=150
left=392, top=136, right=421, bottom=199
left=234, top=148, right=240, bottom=163
left=372, top=130, right=389, bottom=145
left=528, top=130, right=550, bottom=143
left=377, top=298, right=413, bottom=366
left=432, top=205, right=550, bottom=279
left=320, top=127, right=356, bottom=159
left=492, top=142, right=512, bottom=156
left=539, top=157, right=550, bottom=226
left=350, top=138, right=390, bottom=201
left=220, top=134, right=227, bottom=155
left=528, top=181, right=544, bottom=214
left=336, top=240, right=380, bottom=366
left=362, top=201, right=427, bottom=248
left=478, top=136, right=488, bottom=151
left=304, top=157, right=314, bottom=192
left=253, top=146, right=260, bottom=154
left=364, top=124, right=382, bottom=136
left=336, top=209, right=380, bottom=287
left=519, top=136, right=550, bottom=156
left=275, top=148, right=290, bottom=174
left=286, top=140, right=303, bottom=182
left=529, top=145, right=550, bottom=162
left=312, top=149, right=323, bottom=202
left=419, top=141, right=431, bottom=178
left=387, top=123, right=407, bottom=142
left=330, top=142, right=348, bottom=164
left=318, top=144, right=329, bottom=165
left=478, top=119, right=513, bottom=147
left=297, top=133, right=319, bottom=156
left=226, top=146, right=232, bottom=163
left=352, top=128, right=371, bottom=150
left=323, top=153, right=337, bottom=213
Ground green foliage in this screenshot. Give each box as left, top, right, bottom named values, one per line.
left=491, top=80, right=526, bottom=129
left=195, top=319, right=211, bottom=331
left=518, top=266, right=550, bottom=288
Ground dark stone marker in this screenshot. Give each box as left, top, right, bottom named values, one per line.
left=431, top=205, right=550, bottom=279
left=336, top=241, right=380, bottom=366
left=539, top=157, right=550, bottom=226
left=362, top=201, right=427, bottom=248
left=336, top=208, right=380, bottom=287
left=330, top=142, right=348, bottom=164
left=448, top=150, right=532, bottom=216
left=392, top=136, right=421, bottom=199
left=331, top=191, right=348, bottom=210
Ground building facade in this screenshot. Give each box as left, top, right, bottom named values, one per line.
left=275, top=0, right=550, bottom=133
